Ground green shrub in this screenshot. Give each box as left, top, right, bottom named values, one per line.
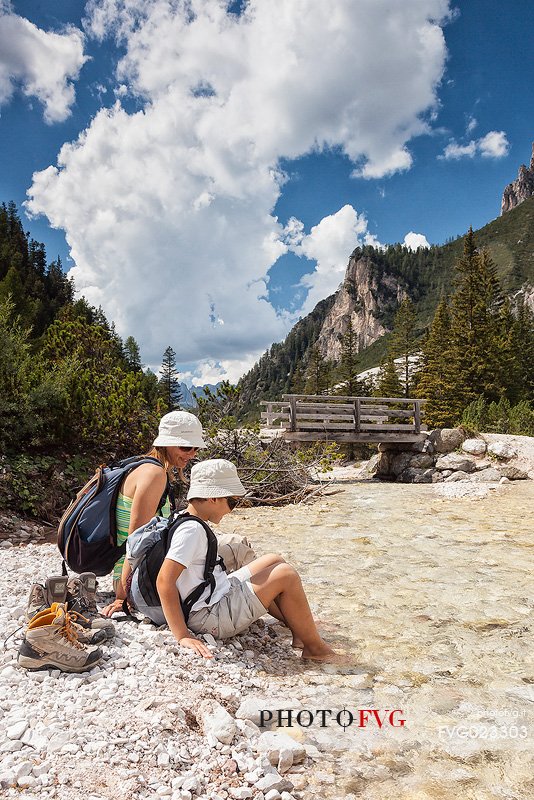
left=461, top=396, right=534, bottom=436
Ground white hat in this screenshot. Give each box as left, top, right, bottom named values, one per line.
left=187, top=459, right=246, bottom=499
left=153, top=411, right=206, bottom=448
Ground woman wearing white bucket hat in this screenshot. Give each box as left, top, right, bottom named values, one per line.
left=129, top=458, right=343, bottom=663
left=101, top=411, right=206, bottom=616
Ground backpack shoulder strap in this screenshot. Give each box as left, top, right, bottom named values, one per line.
left=175, top=514, right=225, bottom=622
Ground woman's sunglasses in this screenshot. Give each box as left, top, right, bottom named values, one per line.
left=226, top=496, right=240, bottom=510
left=177, top=446, right=199, bottom=453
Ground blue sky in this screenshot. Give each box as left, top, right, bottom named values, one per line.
left=1, top=0, right=533, bottom=382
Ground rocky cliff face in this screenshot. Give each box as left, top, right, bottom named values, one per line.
left=316, top=253, right=405, bottom=360
left=501, top=142, right=534, bottom=214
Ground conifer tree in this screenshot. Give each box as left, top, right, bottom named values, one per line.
left=509, top=298, right=534, bottom=402
left=304, top=345, right=328, bottom=395
left=337, top=318, right=368, bottom=396
left=159, top=346, right=182, bottom=411
left=123, top=336, right=142, bottom=372
left=415, top=299, right=464, bottom=427
left=375, top=355, right=403, bottom=398
left=448, top=231, right=505, bottom=407
left=389, top=297, right=417, bottom=397
left=289, top=364, right=306, bottom=394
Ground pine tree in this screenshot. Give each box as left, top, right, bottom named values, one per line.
left=289, top=364, right=306, bottom=394
left=375, top=355, right=404, bottom=398
left=337, top=318, right=368, bottom=396
left=389, top=297, right=418, bottom=397
left=415, top=299, right=464, bottom=427
left=159, top=346, right=182, bottom=411
left=509, top=298, right=534, bottom=402
left=448, top=231, right=505, bottom=407
left=304, top=345, right=328, bottom=395
left=123, top=336, right=142, bottom=371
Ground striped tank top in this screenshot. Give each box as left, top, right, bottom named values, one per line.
left=113, top=492, right=171, bottom=584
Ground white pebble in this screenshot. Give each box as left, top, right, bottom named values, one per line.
left=230, top=789, right=253, bottom=799
left=7, top=719, right=29, bottom=740
left=13, top=761, right=33, bottom=779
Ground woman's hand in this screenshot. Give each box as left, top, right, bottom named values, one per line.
left=179, top=636, right=214, bottom=660
left=101, top=598, right=124, bottom=617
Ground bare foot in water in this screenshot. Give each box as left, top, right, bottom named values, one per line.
left=301, top=641, right=351, bottom=664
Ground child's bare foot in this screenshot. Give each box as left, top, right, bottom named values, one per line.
left=301, top=640, right=351, bottom=664
left=291, top=637, right=304, bottom=649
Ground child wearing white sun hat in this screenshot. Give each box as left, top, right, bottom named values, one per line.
left=129, top=458, right=344, bottom=663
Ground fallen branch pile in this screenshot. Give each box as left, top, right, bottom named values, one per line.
left=203, top=430, right=343, bottom=506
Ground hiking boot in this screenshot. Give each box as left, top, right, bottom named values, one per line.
left=67, top=573, right=115, bottom=639
left=26, top=576, right=68, bottom=621
left=18, top=604, right=103, bottom=673
left=26, top=583, right=48, bottom=621
left=29, top=604, right=108, bottom=646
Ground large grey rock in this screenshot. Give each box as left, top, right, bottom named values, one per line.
left=414, top=469, right=436, bottom=483
left=474, top=459, right=493, bottom=471
left=461, top=438, right=487, bottom=456
left=409, top=438, right=435, bottom=455
left=444, top=471, right=471, bottom=482
left=470, top=468, right=502, bottom=482
left=398, top=467, right=434, bottom=484
left=397, top=468, right=421, bottom=483
left=391, top=452, right=414, bottom=477
left=435, top=453, right=476, bottom=472
left=488, top=441, right=518, bottom=460
left=408, top=453, right=435, bottom=469
left=429, top=428, right=466, bottom=454
left=497, top=465, right=529, bottom=480
left=376, top=451, right=393, bottom=476
left=358, top=453, right=380, bottom=478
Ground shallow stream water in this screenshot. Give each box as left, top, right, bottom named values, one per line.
left=226, top=480, right=534, bottom=800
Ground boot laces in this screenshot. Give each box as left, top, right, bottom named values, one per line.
left=56, top=608, right=85, bottom=650
left=66, top=609, right=93, bottom=639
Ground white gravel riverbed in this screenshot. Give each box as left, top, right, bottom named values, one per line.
left=0, top=544, right=328, bottom=800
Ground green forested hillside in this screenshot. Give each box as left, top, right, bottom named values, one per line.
left=238, top=294, right=336, bottom=413
left=237, top=198, right=534, bottom=415
left=0, top=201, right=74, bottom=335
left=0, top=202, right=165, bottom=520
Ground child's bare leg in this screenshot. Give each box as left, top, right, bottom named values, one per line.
left=249, top=562, right=340, bottom=661
left=244, top=555, right=303, bottom=647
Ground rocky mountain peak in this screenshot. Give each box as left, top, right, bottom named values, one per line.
left=316, top=250, right=406, bottom=360
left=501, top=141, right=534, bottom=214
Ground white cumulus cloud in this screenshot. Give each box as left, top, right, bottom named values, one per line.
left=441, top=130, right=509, bottom=161
left=27, top=0, right=452, bottom=378
left=478, top=130, right=509, bottom=158
left=0, top=8, right=86, bottom=123
left=283, top=205, right=382, bottom=316
left=403, top=231, right=430, bottom=250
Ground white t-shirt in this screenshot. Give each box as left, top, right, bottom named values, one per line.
left=130, top=517, right=230, bottom=623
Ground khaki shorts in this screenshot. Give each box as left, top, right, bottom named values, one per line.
left=187, top=567, right=268, bottom=640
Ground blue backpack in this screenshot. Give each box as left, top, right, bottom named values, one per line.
left=57, top=456, right=173, bottom=576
